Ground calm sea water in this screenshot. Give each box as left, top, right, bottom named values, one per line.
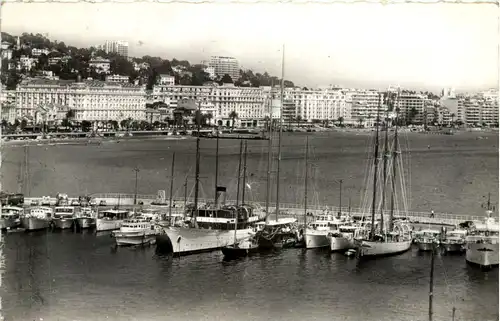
left=3, top=230, right=499, bottom=321
left=2, top=131, right=499, bottom=321
left=2, top=131, right=499, bottom=214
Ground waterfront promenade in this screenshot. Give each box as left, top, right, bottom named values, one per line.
left=24, top=193, right=488, bottom=227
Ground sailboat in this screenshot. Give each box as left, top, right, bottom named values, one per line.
left=155, top=105, right=259, bottom=255
left=255, top=45, right=298, bottom=249
left=221, top=140, right=259, bottom=259
left=354, top=90, right=413, bottom=258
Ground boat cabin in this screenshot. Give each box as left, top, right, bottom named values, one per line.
left=30, top=207, right=53, bottom=218
left=2, top=206, right=24, bottom=218
left=54, top=206, right=76, bottom=218
left=193, top=205, right=259, bottom=230
left=121, top=219, right=154, bottom=230
left=98, top=210, right=129, bottom=220
left=466, top=223, right=500, bottom=244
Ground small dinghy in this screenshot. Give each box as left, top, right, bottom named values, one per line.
left=344, top=249, right=357, bottom=257
left=222, top=238, right=259, bottom=259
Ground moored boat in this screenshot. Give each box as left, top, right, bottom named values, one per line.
left=303, top=213, right=344, bottom=249
left=441, top=229, right=467, bottom=253
left=465, top=209, right=499, bottom=269
left=328, top=224, right=360, bottom=252
left=53, top=206, right=76, bottom=229
left=21, top=206, right=53, bottom=231
left=75, top=207, right=96, bottom=229
left=255, top=217, right=298, bottom=249
left=112, top=217, right=158, bottom=246
left=0, top=206, right=23, bottom=230
left=414, top=229, right=441, bottom=251
left=95, top=209, right=129, bottom=232
left=222, top=237, right=259, bottom=259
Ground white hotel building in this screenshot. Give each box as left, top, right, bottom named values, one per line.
left=16, top=78, right=146, bottom=124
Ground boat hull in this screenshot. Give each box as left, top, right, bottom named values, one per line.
left=0, top=218, right=20, bottom=230
left=355, top=239, right=412, bottom=258
left=330, top=235, right=355, bottom=252
left=53, top=218, right=74, bottom=229
left=76, top=217, right=95, bottom=229
left=21, top=217, right=51, bottom=231
left=442, top=243, right=464, bottom=253
left=466, top=242, right=499, bottom=268
left=257, top=232, right=297, bottom=249
left=417, top=242, right=436, bottom=252
left=157, top=227, right=254, bottom=255
left=221, top=244, right=259, bottom=259
left=96, top=219, right=123, bottom=232
left=304, top=231, right=330, bottom=249
left=113, top=231, right=157, bottom=246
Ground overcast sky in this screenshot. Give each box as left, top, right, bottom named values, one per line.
left=2, top=2, right=499, bottom=92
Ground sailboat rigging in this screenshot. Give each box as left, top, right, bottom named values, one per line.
left=354, top=88, right=413, bottom=258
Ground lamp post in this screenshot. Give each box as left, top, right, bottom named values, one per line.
left=133, top=166, right=140, bottom=205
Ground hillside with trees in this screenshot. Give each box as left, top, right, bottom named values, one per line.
left=1, top=32, right=295, bottom=89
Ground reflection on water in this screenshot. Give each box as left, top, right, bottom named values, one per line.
left=4, top=231, right=499, bottom=321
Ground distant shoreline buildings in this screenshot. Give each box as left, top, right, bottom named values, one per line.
left=2, top=78, right=498, bottom=129
left=0, top=34, right=498, bottom=129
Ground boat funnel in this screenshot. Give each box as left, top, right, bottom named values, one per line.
left=216, top=186, right=227, bottom=207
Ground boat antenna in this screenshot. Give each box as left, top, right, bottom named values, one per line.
left=275, top=43, right=285, bottom=222
left=191, top=101, right=202, bottom=228
left=242, top=140, right=248, bottom=206
left=304, top=136, right=309, bottom=228
left=168, top=152, right=175, bottom=224
left=214, top=130, right=219, bottom=208
left=369, top=93, right=381, bottom=240
left=265, top=84, right=273, bottom=224
left=389, top=88, right=400, bottom=232
left=379, top=94, right=391, bottom=235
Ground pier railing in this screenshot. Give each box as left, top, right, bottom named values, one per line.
left=23, top=193, right=489, bottom=226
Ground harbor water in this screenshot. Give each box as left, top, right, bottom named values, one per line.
left=2, top=131, right=499, bottom=320
left=4, top=230, right=499, bottom=321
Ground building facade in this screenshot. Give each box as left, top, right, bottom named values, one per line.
left=1, top=87, right=17, bottom=124
left=209, top=56, right=240, bottom=82
left=100, top=41, right=129, bottom=58
left=15, top=78, right=146, bottom=124
left=106, top=74, right=130, bottom=83
left=89, top=57, right=111, bottom=74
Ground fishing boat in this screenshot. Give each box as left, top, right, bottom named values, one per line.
left=112, top=217, right=157, bottom=246
left=52, top=206, right=76, bottom=229
left=304, top=212, right=344, bottom=249
left=0, top=206, right=23, bottom=229
left=354, top=90, right=413, bottom=258
left=441, top=229, right=467, bottom=253
left=95, top=209, right=130, bottom=232
left=222, top=141, right=261, bottom=259
left=328, top=224, right=361, bottom=252
left=75, top=207, right=96, bottom=229
left=21, top=206, right=53, bottom=231
left=156, top=121, right=258, bottom=255
left=414, top=229, right=441, bottom=251
left=465, top=197, right=499, bottom=269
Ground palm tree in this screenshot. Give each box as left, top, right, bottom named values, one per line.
left=229, top=110, right=238, bottom=130
left=358, top=118, right=364, bottom=128
left=337, top=116, right=344, bottom=127
left=450, top=113, right=456, bottom=127
left=296, top=115, right=302, bottom=127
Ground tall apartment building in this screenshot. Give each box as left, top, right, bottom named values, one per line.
left=349, top=90, right=382, bottom=126
left=15, top=78, right=146, bottom=124
left=1, top=87, right=16, bottom=124
left=209, top=56, right=240, bottom=82
left=396, top=93, right=426, bottom=124
left=100, top=40, right=129, bottom=58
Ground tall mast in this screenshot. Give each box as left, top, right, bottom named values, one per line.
left=389, top=89, right=400, bottom=232
left=214, top=131, right=219, bottom=208
left=0, top=19, right=4, bottom=319
left=304, top=136, right=309, bottom=226
left=369, top=94, right=381, bottom=240
left=275, top=44, right=285, bottom=222
left=265, top=83, right=274, bottom=223
left=242, top=140, right=248, bottom=205
left=191, top=102, right=202, bottom=228
left=168, top=152, right=175, bottom=223
left=379, top=96, right=390, bottom=235
left=234, top=140, right=243, bottom=244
